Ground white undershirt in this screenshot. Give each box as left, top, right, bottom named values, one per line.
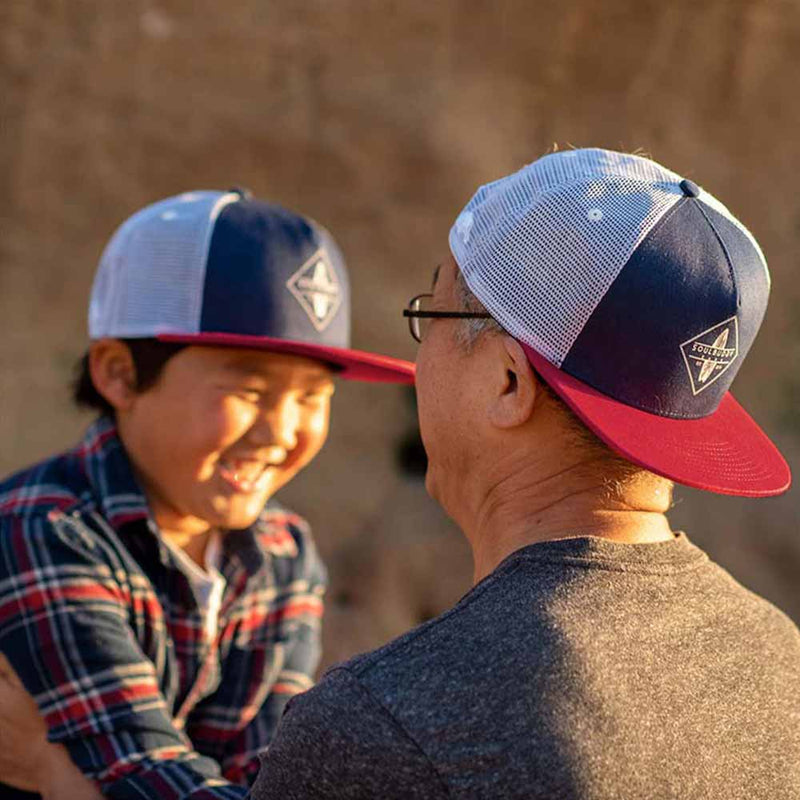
left=163, top=532, right=226, bottom=641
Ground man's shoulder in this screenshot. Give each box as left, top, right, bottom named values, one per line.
left=332, top=558, right=520, bottom=684
left=326, top=534, right=800, bottom=706
left=253, top=659, right=449, bottom=800
left=708, top=558, right=800, bottom=652
left=0, top=446, right=92, bottom=523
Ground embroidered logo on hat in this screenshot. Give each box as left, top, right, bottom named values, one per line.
left=286, top=250, right=342, bottom=332
left=680, top=317, right=739, bottom=396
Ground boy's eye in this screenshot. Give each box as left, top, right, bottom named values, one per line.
left=300, top=387, right=334, bottom=406
left=223, top=385, right=332, bottom=406
left=232, top=389, right=263, bottom=403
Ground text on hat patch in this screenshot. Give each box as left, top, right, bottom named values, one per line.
left=679, top=316, right=739, bottom=396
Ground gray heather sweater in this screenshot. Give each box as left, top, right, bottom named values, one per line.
left=252, top=534, right=800, bottom=799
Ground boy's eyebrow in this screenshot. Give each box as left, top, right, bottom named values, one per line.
left=220, top=358, right=267, bottom=377
left=432, top=264, right=441, bottom=289
left=220, top=356, right=333, bottom=386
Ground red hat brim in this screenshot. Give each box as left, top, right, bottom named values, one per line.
left=158, top=332, right=415, bottom=384
left=522, top=344, right=791, bottom=497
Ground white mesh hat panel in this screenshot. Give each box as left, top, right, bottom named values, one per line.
left=88, top=191, right=238, bottom=338
left=449, top=149, right=686, bottom=366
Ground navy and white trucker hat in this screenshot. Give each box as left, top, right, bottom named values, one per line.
left=89, top=189, right=414, bottom=383
left=449, top=148, right=790, bottom=496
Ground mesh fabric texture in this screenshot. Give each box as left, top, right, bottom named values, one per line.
left=89, top=191, right=238, bottom=338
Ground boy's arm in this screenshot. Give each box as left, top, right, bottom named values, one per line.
left=0, top=512, right=246, bottom=799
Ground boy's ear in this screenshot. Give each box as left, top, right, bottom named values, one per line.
left=487, top=336, right=538, bottom=429
left=88, top=340, right=138, bottom=412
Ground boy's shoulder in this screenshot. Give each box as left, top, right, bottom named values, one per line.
left=0, top=446, right=92, bottom=523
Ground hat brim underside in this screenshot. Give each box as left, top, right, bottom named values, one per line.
left=522, top=344, right=791, bottom=497
left=157, top=332, right=415, bottom=384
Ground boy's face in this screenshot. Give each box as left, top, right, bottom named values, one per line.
left=118, top=346, right=334, bottom=536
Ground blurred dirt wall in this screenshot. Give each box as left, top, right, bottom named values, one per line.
left=1, top=0, right=799, bottom=668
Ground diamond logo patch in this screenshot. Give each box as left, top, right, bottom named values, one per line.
left=286, top=250, right=342, bottom=332
left=679, top=316, right=739, bottom=396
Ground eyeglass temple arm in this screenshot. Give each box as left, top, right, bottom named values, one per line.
left=402, top=310, right=493, bottom=319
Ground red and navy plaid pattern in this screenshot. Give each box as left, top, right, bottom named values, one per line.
left=0, top=418, right=326, bottom=799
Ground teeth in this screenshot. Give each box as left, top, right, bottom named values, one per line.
left=219, top=461, right=272, bottom=492
left=230, top=463, right=262, bottom=481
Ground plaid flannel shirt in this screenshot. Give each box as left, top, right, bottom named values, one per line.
left=0, top=418, right=326, bottom=799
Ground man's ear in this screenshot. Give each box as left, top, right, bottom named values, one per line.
left=88, top=339, right=138, bottom=412
left=487, top=336, right=538, bottom=429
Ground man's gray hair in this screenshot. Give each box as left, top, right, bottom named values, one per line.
left=453, top=270, right=504, bottom=348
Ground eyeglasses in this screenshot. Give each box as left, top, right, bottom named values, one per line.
left=403, top=293, right=493, bottom=343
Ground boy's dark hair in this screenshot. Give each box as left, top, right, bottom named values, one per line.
left=73, top=339, right=188, bottom=416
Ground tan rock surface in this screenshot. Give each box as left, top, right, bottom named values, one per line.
left=1, top=1, right=798, bottom=670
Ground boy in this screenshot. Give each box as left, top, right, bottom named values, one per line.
left=0, top=189, right=413, bottom=798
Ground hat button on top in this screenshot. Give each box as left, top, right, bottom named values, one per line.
left=679, top=178, right=701, bottom=198
left=228, top=186, right=253, bottom=200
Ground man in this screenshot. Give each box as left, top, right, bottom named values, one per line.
left=249, top=149, right=800, bottom=798
left=0, top=188, right=414, bottom=799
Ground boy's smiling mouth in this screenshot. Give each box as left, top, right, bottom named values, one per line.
left=218, top=456, right=286, bottom=493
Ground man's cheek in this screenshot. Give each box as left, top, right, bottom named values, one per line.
left=414, top=372, right=438, bottom=438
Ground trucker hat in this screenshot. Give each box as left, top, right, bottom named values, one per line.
left=449, top=148, right=790, bottom=497
left=89, top=189, right=414, bottom=383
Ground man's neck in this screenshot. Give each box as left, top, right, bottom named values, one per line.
left=467, top=459, right=675, bottom=584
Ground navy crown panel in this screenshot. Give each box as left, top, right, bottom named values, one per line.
left=696, top=201, right=769, bottom=369
left=561, top=196, right=768, bottom=419
left=200, top=199, right=350, bottom=347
